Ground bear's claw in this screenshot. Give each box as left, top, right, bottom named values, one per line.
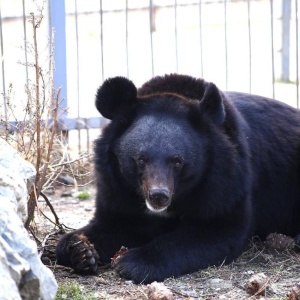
left=67, top=234, right=99, bottom=274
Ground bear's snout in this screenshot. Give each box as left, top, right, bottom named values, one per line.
left=147, top=188, right=171, bottom=211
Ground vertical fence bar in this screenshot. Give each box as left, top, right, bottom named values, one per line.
left=125, top=0, right=129, bottom=77
left=74, top=0, right=81, bottom=152
left=174, top=0, right=178, bottom=72
left=22, top=0, right=29, bottom=85
left=270, top=0, right=275, bottom=99
left=198, top=0, right=204, bottom=77
left=296, top=0, right=299, bottom=108
left=99, top=0, right=104, bottom=82
left=281, top=0, right=291, bottom=82
left=247, top=0, right=252, bottom=93
left=0, top=4, right=7, bottom=133
left=49, top=0, right=68, bottom=120
left=224, top=0, right=228, bottom=89
left=149, top=0, right=154, bottom=76
left=86, top=118, right=90, bottom=153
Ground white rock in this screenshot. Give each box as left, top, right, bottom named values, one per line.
left=0, top=244, right=22, bottom=300
left=0, top=139, right=36, bottom=223
left=0, top=138, right=57, bottom=299
left=208, top=278, right=224, bottom=284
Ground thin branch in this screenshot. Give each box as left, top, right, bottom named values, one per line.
left=39, top=229, right=60, bottom=259
left=51, top=152, right=91, bottom=168
left=28, top=226, right=42, bottom=245
left=36, top=88, right=60, bottom=195
left=31, top=12, right=42, bottom=176
left=39, top=191, right=63, bottom=229
left=50, top=178, right=95, bottom=188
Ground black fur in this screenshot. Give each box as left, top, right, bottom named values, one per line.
left=56, top=74, right=300, bottom=283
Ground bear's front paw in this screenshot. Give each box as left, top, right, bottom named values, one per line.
left=67, top=233, right=99, bottom=274
left=114, top=248, right=163, bottom=284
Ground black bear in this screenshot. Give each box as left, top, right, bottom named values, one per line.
left=56, top=74, right=300, bottom=283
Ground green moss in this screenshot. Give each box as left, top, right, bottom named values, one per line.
left=77, top=190, right=90, bottom=200
left=55, top=282, right=97, bottom=300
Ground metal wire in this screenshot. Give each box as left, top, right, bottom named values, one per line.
left=149, top=0, right=154, bottom=76
left=247, top=0, right=252, bottom=93
left=174, top=0, right=178, bottom=72
left=22, top=0, right=29, bottom=85
left=270, top=0, right=275, bottom=99
left=125, top=0, right=129, bottom=77
left=74, top=0, right=81, bottom=152
left=198, top=0, right=204, bottom=77
left=224, top=0, right=228, bottom=89
left=295, top=0, right=299, bottom=108
left=99, top=0, right=104, bottom=81
left=0, top=4, right=7, bottom=124
left=2, top=0, right=300, bottom=132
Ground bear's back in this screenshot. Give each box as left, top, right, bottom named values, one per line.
left=226, top=91, right=300, bottom=237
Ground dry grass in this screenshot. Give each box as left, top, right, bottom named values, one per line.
left=0, top=3, right=94, bottom=230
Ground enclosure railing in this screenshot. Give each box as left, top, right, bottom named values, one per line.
left=0, top=0, right=299, bottom=152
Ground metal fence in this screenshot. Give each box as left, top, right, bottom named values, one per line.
left=0, top=0, right=299, bottom=150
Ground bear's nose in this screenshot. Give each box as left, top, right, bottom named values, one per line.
left=148, top=188, right=170, bottom=206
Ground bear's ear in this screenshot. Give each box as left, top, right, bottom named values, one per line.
left=199, top=82, right=225, bottom=125
left=95, top=77, right=137, bottom=119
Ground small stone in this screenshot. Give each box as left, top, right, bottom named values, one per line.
left=61, top=191, right=73, bottom=197
left=208, top=278, right=224, bottom=284
left=57, top=174, right=75, bottom=185
left=147, top=281, right=173, bottom=300
left=71, top=200, right=79, bottom=204
left=179, top=289, right=197, bottom=297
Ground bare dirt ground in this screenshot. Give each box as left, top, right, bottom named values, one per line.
left=34, top=186, right=300, bottom=300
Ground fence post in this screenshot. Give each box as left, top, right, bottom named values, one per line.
left=48, top=0, right=68, bottom=123
left=281, top=0, right=291, bottom=82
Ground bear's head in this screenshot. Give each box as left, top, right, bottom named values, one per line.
left=95, top=76, right=227, bottom=214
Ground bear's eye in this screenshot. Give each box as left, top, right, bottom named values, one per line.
left=172, top=156, right=183, bottom=168
left=137, top=158, right=146, bottom=166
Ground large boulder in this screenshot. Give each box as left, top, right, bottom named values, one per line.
left=0, top=138, right=35, bottom=223
left=0, top=138, right=57, bottom=300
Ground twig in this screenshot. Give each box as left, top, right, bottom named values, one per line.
left=234, top=248, right=265, bottom=265
left=39, top=229, right=60, bottom=258
left=36, top=205, right=59, bottom=227
left=39, top=191, right=63, bottom=229
left=28, top=226, right=42, bottom=245
left=36, top=88, right=60, bottom=195
left=43, top=146, right=67, bottom=189
left=32, top=12, right=42, bottom=180
left=170, top=288, right=198, bottom=298
left=26, top=13, right=42, bottom=228
left=50, top=178, right=95, bottom=188
left=46, top=265, right=73, bottom=271
left=51, top=152, right=91, bottom=168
